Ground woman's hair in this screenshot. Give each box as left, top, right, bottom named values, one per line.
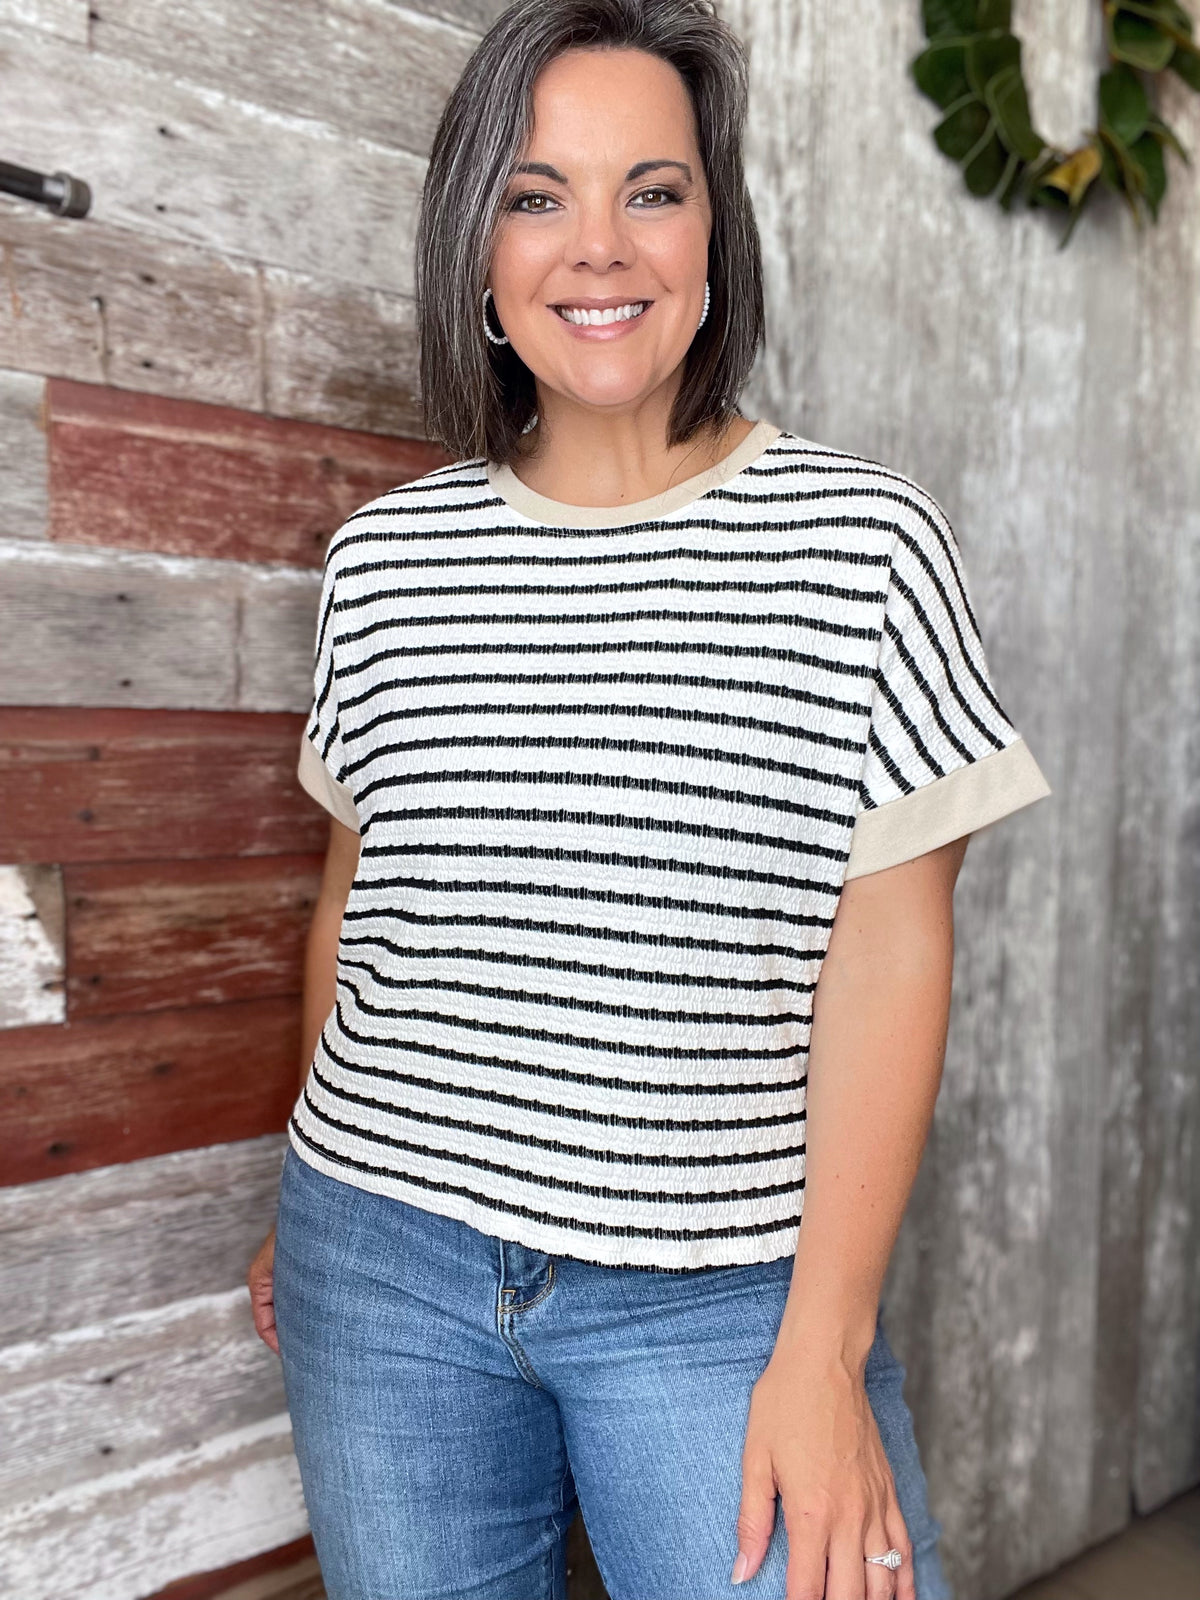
left=415, top=0, right=764, bottom=467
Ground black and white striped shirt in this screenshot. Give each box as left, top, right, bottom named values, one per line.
left=289, top=419, right=1051, bottom=1270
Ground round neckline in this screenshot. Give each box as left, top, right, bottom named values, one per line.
left=485, top=418, right=783, bottom=528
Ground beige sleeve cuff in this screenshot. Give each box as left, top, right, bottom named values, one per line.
left=844, top=737, right=1051, bottom=880
left=297, top=733, right=360, bottom=832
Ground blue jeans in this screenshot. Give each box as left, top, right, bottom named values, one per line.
left=273, top=1144, right=952, bottom=1600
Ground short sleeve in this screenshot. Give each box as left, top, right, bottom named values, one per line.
left=844, top=496, right=1051, bottom=879
left=296, top=542, right=360, bottom=834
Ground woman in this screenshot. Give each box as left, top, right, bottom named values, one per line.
left=248, top=3, right=1051, bottom=1598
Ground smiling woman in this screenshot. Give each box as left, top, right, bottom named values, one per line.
left=247, top=4, right=1052, bottom=1600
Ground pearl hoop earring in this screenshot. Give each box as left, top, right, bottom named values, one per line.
left=697, top=280, right=711, bottom=331
left=482, top=286, right=510, bottom=347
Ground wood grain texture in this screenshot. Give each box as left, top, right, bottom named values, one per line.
left=0, top=996, right=301, bottom=1184
left=0, top=23, right=424, bottom=298
left=0, top=205, right=423, bottom=434
left=0, top=1133, right=286, bottom=1346
left=146, top=1537, right=317, bottom=1600
left=63, top=855, right=322, bottom=1018
left=0, top=707, right=329, bottom=863
left=725, top=0, right=1200, bottom=1594
left=0, top=1410, right=306, bottom=1600
left=0, top=1288, right=285, bottom=1504
left=0, top=538, right=318, bottom=709
left=91, top=0, right=477, bottom=159
left=0, top=367, right=47, bottom=540
left=0, top=0, right=87, bottom=42
left=46, top=376, right=447, bottom=566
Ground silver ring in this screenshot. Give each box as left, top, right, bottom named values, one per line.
left=865, top=1548, right=903, bottom=1570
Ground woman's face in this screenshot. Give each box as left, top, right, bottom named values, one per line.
left=488, top=47, right=712, bottom=419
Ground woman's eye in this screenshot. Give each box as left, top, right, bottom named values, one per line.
left=632, top=187, right=681, bottom=207
left=509, top=192, right=557, bottom=213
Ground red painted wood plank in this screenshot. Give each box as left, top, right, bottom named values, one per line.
left=0, top=707, right=332, bottom=863
left=46, top=376, right=450, bottom=566
left=146, top=1539, right=318, bottom=1600
left=0, top=996, right=302, bottom=1186
left=64, top=855, right=323, bottom=1018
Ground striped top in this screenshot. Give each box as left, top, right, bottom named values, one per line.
left=289, top=418, right=1051, bottom=1271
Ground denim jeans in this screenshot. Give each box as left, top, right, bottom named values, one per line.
left=273, top=1144, right=952, bottom=1600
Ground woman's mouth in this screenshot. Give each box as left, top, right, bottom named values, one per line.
left=552, top=300, right=650, bottom=328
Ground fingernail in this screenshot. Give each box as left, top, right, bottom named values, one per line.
left=731, top=1550, right=750, bottom=1584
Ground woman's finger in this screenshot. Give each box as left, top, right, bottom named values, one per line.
left=731, top=1446, right=778, bottom=1585
left=860, top=1513, right=899, bottom=1600
left=884, top=1495, right=916, bottom=1600
left=777, top=1486, right=833, bottom=1600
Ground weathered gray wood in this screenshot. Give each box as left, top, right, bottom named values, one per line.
left=0, top=1134, right=286, bottom=1345
left=0, top=367, right=47, bottom=540
left=396, top=0, right=509, bottom=33
left=261, top=263, right=422, bottom=435
left=0, top=204, right=422, bottom=433
left=0, top=0, right=86, bottom=43
left=0, top=1288, right=285, bottom=1504
left=1129, top=72, right=1200, bottom=1511
left=728, top=1, right=1200, bottom=1596
left=0, top=1411, right=306, bottom=1600
left=0, top=539, right=318, bottom=711
left=0, top=23, right=425, bottom=298
left=92, top=0, right=477, bottom=159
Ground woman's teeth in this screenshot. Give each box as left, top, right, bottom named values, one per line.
left=555, top=302, right=648, bottom=326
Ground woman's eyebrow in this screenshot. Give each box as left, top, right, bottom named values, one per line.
left=510, top=159, right=693, bottom=184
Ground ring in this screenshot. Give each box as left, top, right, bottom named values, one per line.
left=865, top=1549, right=904, bottom=1570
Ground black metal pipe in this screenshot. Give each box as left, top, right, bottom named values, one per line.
left=0, top=159, right=91, bottom=217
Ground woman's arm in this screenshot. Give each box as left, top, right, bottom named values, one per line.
left=732, top=833, right=969, bottom=1599
left=249, top=815, right=360, bottom=1356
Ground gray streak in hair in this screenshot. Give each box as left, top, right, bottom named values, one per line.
left=415, top=0, right=765, bottom=467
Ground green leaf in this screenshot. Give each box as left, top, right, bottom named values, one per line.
left=913, top=40, right=973, bottom=108
left=975, top=0, right=1013, bottom=28
left=934, top=96, right=991, bottom=159
left=963, top=129, right=1008, bottom=194
left=966, top=29, right=1021, bottom=97
left=1128, top=132, right=1168, bottom=216
left=985, top=62, right=1044, bottom=159
left=1145, top=110, right=1191, bottom=161
left=1108, top=11, right=1176, bottom=71
left=1097, top=136, right=1125, bottom=191
left=1170, top=40, right=1200, bottom=89
left=922, top=0, right=977, bottom=39
left=1099, top=63, right=1151, bottom=145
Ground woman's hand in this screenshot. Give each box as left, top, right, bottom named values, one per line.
left=247, top=1226, right=280, bottom=1355
left=733, top=1343, right=914, bottom=1600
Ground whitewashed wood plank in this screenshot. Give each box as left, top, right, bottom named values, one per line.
left=0, top=0, right=86, bottom=43
left=1131, top=64, right=1200, bottom=1513
left=0, top=368, right=48, bottom=540
left=0, top=23, right=424, bottom=298
left=0, top=1134, right=286, bottom=1345
left=0, top=203, right=422, bottom=433
left=0, top=1411, right=306, bottom=1600
left=92, top=0, right=476, bottom=158
left=0, top=1288, right=285, bottom=1504
left=396, top=0, right=507, bottom=32
left=262, top=263, right=422, bottom=435
left=0, top=539, right=318, bottom=711
left=0, top=200, right=265, bottom=408
left=0, top=864, right=64, bottom=1029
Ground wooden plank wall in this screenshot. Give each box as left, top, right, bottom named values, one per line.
left=0, top=2, right=456, bottom=1592
left=723, top=2, right=1200, bottom=1596
left=1, top=3, right=1196, bottom=1599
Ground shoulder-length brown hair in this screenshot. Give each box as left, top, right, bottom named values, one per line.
left=415, top=0, right=765, bottom=468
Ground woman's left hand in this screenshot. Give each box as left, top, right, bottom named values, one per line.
left=732, top=1342, right=915, bottom=1600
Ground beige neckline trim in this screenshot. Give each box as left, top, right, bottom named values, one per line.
left=486, top=418, right=783, bottom=528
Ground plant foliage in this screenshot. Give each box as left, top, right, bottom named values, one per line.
left=912, top=1, right=1200, bottom=245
